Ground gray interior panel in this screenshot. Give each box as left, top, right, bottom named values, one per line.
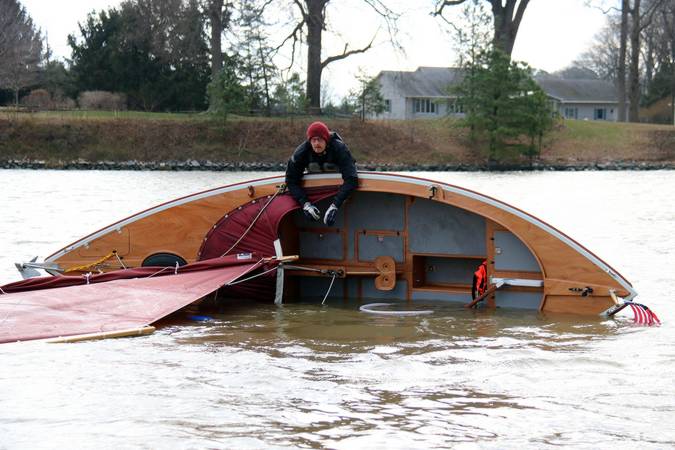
left=299, top=231, right=343, bottom=260
left=347, top=192, right=405, bottom=260
left=408, top=199, right=486, bottom=256
left=357, top=234, right=404, bottom=262
left=347, top=192, right=405, bottom=231
left=424, top=257, right=480, bottom=285
left=494, top=231, right=540, bottom=272
left=494, top=290, right=542, bottom=310
left=347, top=277, right=359, bottom=299
left=361, top=279, right=408, bottom=300
left=411, top=290, right=472, bottom=303
left=299, top=277, right=344, bottom=299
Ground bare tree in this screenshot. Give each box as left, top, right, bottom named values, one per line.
left=665, top=0, right=675, bottom=123
left=206, top=0, right=234, bottom=78
left=574, top=21, right=622, bottom=82
left=627, top=0, right=665, bottom=121
left=589, top=0, right=666, bottom=121
left=278, top=0, right=400, bottom=113
left=433, top=0, right=530, bottom=58
left=619, top=0, right=629, bottom=121
left=0, top=0, right=44, bottom=107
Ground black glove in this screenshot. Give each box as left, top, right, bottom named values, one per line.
left=303, top=202, right=320, bottom=221
left=324, top=203, right=338, bottom=226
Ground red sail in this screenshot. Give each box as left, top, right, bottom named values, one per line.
left=0, top=256, right=264, bottom=344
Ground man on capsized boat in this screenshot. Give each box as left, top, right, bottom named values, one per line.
left=285, top=121, right=358, bottom=226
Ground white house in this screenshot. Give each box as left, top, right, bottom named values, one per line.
left=534, top=78, right=621, bottom=121
left=373, top=67, right=464, bottom=120
left=370, top=66, right=622, bottom=121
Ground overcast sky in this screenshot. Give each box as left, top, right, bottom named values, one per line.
left=21, top=0, right=607, bottom=101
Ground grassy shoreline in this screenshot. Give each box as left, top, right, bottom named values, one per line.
left=1, top=111, right=673, bottom=170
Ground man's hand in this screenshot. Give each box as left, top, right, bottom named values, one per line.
left=324, top=203, right=338, bottom=226
left=303, top=202, right=321, bottom=221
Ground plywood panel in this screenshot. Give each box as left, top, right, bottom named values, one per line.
left=542, top=295, right=614, bottom=315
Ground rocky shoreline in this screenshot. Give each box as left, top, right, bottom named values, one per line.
left=1, top=159, right=674, bottom=172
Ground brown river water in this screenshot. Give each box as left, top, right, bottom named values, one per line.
left=0, top=170, right=673, bottom=449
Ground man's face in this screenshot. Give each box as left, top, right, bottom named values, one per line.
left=310, top=136, right=327, bottom=154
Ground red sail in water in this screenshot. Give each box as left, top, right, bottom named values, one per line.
left=0, top=255, right=265, bottom=344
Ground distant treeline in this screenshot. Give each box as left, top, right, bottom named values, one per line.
left=0, top=0, right=672, bottom=123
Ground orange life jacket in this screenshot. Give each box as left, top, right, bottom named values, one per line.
left=472, top=260, right=487, bottom=300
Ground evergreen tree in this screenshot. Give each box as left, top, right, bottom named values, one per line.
left=349, top=72, right=385, bottom=121
left=271, top=72, right=307, bottom=114
left=68, top=0, right=210, bottom=111
left=233, top=0, right=277, bottom=114
left=207, top=54, right=246, bottom=119
left=454, top=48, right=552, bottom=163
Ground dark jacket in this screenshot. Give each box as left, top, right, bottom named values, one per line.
left=285, top=132, right=358, bottom=208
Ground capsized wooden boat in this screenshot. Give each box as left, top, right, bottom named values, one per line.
left=20, top=171, right=637, bottom=316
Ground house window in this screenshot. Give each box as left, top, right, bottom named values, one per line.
left=413, top=98, right=437, bottom=114
left=384, top=99, right=391, bottom=112
left=564, top=107, right=578, bottom=119
left=594, top=108, right=606, bottom=120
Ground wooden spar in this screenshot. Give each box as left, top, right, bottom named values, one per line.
left=265, top=255, right=299, bottom=263
left=46, top=326, right=156, bottom=343
left=464, top=281, right=505, bottom=308
left=285, top=256, right=396, bottom=291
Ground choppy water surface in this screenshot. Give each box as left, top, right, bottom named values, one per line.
left=1, top=170, right=673, bottom=449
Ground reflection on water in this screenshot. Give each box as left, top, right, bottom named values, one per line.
left=1, top=170, right=674, bottom=449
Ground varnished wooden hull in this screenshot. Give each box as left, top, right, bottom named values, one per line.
left=45, top=172, right=636, bottom=315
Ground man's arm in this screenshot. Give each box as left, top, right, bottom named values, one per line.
left=285, top=144, right=310, bottom=206
left=331, top=142, right=358, bottom=208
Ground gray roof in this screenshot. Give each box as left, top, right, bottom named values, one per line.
left=377, top=67, right=619, bottom=104
left=534, top=78, right=618, bottom=103
left=377, top=67, right=464, bottom=98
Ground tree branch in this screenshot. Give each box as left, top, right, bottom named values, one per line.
left=321, top=36, right=374, bottom=69
left=433, top=0, right=469, bottom=17
left=638, top=0, right=667, bottom=32
left=512, top=0, right=531, bottom=32
left=274, top=1, right=307, bottom=70
left=361, top=0, right=402, bottom=50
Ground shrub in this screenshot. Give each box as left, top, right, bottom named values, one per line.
left=21, top=89, right=52, bottom=111
left=78, top=91, right=127, bottom=111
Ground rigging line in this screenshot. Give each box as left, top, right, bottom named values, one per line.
left=146, top=266, right=172, bottom=278
left=226, top=265, right=278, bottom=286
left=115, top=252, right=127, bottom=269
left=220, top=188, right=282, bottom=258
left=0, top=287, right=6, bottom=295
left=321, top=272, right=337, bottom=305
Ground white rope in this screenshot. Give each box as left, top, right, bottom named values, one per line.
left=115, top=252, right=127, bottom=269
left=146, top=266, right=172, bottom=278
left=220, top=189, right=282, bottom=257
left=321, top=273, right=337, bottom=305
left=226, top=265, right=278, bottom=286
left=359, top=303, right=434, bottom=316
left=84, top=272, right=92, bottom=285
left=0, top=287, right=6, bottom=295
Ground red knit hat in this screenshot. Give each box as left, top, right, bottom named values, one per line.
left=306, top=121, right=330, bottom=142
